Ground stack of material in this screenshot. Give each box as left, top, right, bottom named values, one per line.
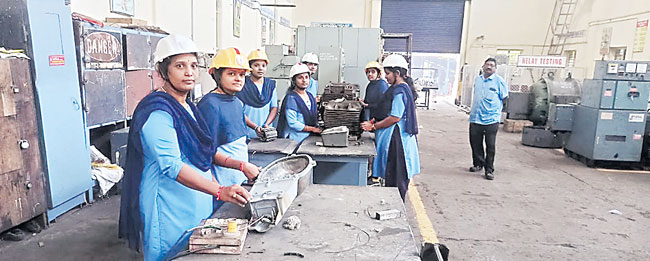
left=503, top=118, right=533, bottom=133
left=188, top=218, right=249, bottom=254
left=322, top=100, right=363, bottom=136
left=321, top=82, right=360, bottom=103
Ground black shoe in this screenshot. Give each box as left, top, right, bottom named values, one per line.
left=469, top=166, right=483, bottom=172
left=485, top=171, right=494, bottom=180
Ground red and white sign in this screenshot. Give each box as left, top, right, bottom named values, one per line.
left=517, top=55, right=566, bottom=68
left=49, top=55, right=65, bottom=66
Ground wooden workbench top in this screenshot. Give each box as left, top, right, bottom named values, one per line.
left=247, top=138, right=300, bottom=155
left=181, top=185, right=419, bottom=260
left=296, top=133, right=377, bottom=157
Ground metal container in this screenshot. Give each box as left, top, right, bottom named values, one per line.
left=125, top=70, right=154, bottom=116
left=82, top=70, right=126, bottom=127
left=321, top=126, right=349, bottom=147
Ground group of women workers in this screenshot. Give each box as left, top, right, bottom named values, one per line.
left=118, top=34, right=420, bottom=260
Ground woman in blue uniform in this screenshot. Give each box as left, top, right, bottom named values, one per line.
left=301, top=52, right=319, bottom=98
left=118, top=35, right=251, bottom=261
left=236, top=49, right=278, bottom=139
left=361, top=54, right=420, bottom=201
left=197, top=48, right=261, bottom=194
left=361, top=61, right=390, bottom=121
left=277, top=63, right=321, bottom=142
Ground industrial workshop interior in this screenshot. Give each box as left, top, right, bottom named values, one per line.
left=1, top=0, right=650, bottom=260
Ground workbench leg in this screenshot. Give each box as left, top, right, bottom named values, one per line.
left=357, top=160, right=368, bottom=186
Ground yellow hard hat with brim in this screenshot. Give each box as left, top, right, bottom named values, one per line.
left=365, top=61, right=383, bottom=74
left=209, top=47, right=251, bottom=74
left=247, top=49, right=269, bottom=64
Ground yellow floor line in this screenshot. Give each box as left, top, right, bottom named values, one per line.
left=408, top=181, right=439, bottom=243
left=596, top=168, right=650, bottom=175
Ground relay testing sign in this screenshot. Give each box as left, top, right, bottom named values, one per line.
left=517, top=55, right=567, bottom=68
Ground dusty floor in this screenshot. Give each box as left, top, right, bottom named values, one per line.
left=1, top=100, right=649, bottom=260
left=409, top=101, right=650, bottom=260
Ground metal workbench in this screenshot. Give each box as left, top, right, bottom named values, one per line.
left=247, top=138, right=300, bottom=167
left=182, top=185, right=419, bottom=260
left=296, top=134, right=376, bottom=186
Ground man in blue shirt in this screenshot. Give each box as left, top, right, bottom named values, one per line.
left=468, top=58, right=508, bottom=180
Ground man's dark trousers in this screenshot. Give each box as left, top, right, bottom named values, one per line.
left=469, top=122, right=499, bottom=173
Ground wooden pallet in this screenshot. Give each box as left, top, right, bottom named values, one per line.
left=189, top=218, right=248, bottom=255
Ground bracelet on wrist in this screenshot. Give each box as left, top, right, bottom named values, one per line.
left=239, top=162, right=245, bottom=172
left=216, top=186, right=223, bottom=201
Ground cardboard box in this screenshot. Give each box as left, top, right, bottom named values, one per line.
left=503, top=119, right=533, bottom=133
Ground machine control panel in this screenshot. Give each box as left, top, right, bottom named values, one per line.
left=593, top=60, right=650, bottom=81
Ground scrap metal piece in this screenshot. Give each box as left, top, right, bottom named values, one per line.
left=258, top=126, right=278, bottom=142
left=321, top=82, right=360, bottom=103
left=321, top=126, right=349, bottom=147
left=248, top=155, right=315, bottom=232
left=375, top=209, right=401, bottom=220
left=282, top=215, right=301, bottom=230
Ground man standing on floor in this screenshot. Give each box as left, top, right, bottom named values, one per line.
left=468, top=58, right=508, bottom=180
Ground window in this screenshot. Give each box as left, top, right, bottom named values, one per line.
left=609, top=47, right=626, bottom=60
left=564, top=50, right=576, bottom=67
left=496, top=49, right=522, bottom=66
left=261, top=18, right=268, bottom=45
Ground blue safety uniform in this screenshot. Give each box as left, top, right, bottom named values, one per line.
left=372, top=83, right=420, bottom=200
left=277, top=90, right=318, bottom=143
left=237, top=77, right=278, bottom=139
left=307, top=77, right=319, bottom=97
left=197, top=93, right=248, bottom=188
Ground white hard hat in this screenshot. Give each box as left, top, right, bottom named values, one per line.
left=153, top=34, right=200, bottom=64
left=301, top=52, right=319, bottom=64
left=289, top=62, right=310, bottom=78
left=382, top=54, right=409, bottom=70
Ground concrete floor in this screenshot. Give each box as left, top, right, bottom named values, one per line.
left=1, top=100, right=649, bottom=260
left=408, top=101, right=650, bottom=260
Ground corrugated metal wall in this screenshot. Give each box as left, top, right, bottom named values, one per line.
left=381, top=0, right=465, bottom=53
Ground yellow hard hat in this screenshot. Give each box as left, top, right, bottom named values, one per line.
left=247, top=49, right=269, bottom=64
left=365, top=61, right=382, bottom=74
left=209, top=47, right=251, bottom=73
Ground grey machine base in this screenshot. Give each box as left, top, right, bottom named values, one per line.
left=521, top=126, right=568, bottom=148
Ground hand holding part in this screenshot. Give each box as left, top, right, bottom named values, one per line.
left=220, top=185, right=251, bottom=207
left=311, top=126, right=322, bottom=134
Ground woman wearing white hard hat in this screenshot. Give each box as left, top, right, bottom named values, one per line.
left=361, top=60, right=390, bottom=122
left=301, top=52, right=319, bottom=97
left=361, top=54, right=420, bottom=201
left=118, top=35, right=251, bottom=260
left=277, top=62, right=321, bottom=142
left=197, top=47, right=261, bottom=208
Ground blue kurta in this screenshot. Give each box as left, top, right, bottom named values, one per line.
left=197, top=93, right=248, bottom=187
left=280, top=91, right=318, bottom=142
left=373, top=93, right=421, bottom=179
left=307, top=77, right=319, bottom=97
left=139, top=111, right=213, bottom=261
left=243, top=80, right=278, bottom=139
